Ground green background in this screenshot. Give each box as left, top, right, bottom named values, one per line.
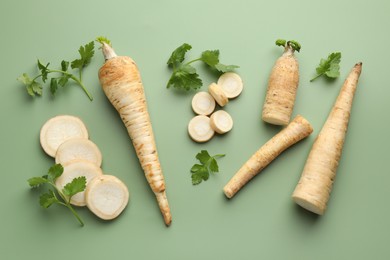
left=1, top=0, right=388, bottom=259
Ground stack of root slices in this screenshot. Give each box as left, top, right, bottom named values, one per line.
left=40, top=115, right=129, bottom=220
left=188, top=72, right=243, bottom=142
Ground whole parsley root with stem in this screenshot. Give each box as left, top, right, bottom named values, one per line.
left=262, top=39, right=301, bottom=126
left=310, top=52, right=341, bottom=82
left=190, top=150, right=225, bottom=185
left=166, top=43, right=239, bottom=91
left=28, top=164, right=87, bottom=226
left=18, top=41, right=95, bottom=101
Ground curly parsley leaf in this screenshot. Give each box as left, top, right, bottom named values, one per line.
left=28, top=164, right=86, bottom=226
left=166, top=43, right=239, bottom=91
left=310, top=52, right=341, bottom=82
left=190, top=150, right=225, bottom=185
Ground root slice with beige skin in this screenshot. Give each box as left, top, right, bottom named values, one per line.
left=210, top=110, right=233, bottom=134
left=292, top=63, right=362, bottom=215
left=217, top=72, right=243, bottom=99
left=98, top=42, right=171, bottom=225
left=223, top=115, right=313, bottom=199
left=208, top=83, right=228, bottom=107
left=188, top=115, right=215, bottom=142
left=85, top=175, right=129, bottom=220
left=55, top=138, right=102, bottom=167
left=192, top=91, right=216, bottom=115
left=55, top=160, right=103, bottom=206
left=262, top=41, right=300, bottom=126
left=40, top=115, right=89, bottom=157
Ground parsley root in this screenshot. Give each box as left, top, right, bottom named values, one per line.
left=97, top=41, right=172, bottom=226
left=223, top=115, right=313, bottom=199
left=292, top=62, right=362, bottom=215
left=262, top=39, right=301, bottom=125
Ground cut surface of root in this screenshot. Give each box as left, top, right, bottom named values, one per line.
left=85, top=175, right=129, bottom=220
left=55, top=160, right=103, bottom=206
left=210, top=110, right=233, bottom=134
left=55, top=138, right=102, bottom=167
left=188, top=115, right=214, bottom=142
left=191, top=91, right=216, bottom=115
left=208, top=83, right=228, bottom=107
left=40, top=115, right=89, bottom=157
left=217, top=72, right=243, bottom=99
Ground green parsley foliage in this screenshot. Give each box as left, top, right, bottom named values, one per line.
left=27, top=164, right=87, bottom=226
left=275, top=39, right=301, bottom=52
left=95, top=36, right=112, bottom=47
left=190, top=150, right=225, bottom=185
left=166, top=43, right=239, bottom=91
left=310, top=52, right=341, bottom=82
left=17, top=41, right=95, bottom=101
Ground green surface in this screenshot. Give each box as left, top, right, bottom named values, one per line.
left=1, top=0, right=389, bottom=259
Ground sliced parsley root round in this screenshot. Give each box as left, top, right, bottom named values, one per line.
left=208, top=83, right=228, bottom=107
left=85, top=175, right=129, bottom=220
left=55, top=160, right=103, bottom=206
left=55, top=138, right=102, bottom=167
left=188, top=115, right=215, bottom=143
left=40, top=115, right=89, bottom=157
left=192, top=91, right=216, bottom=115
left=210, top=110, right=233, bottom=134
left=217, top=72, right=243, bottom=99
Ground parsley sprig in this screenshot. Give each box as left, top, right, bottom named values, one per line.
left=190, top=150, right=225, bottom=185
left=28, top=164, right=87, bottom=226
left=18, top=41, right=95, bottom=100
left=310, top=52, right=341, bottom=82
left=166, top=43, right=239, bottom=91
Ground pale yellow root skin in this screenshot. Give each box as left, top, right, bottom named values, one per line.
left=223, top=115, right=313, bottom=199
left=98, top=48, right=171, bottom=225
left=208, top=83, right=228, bottom=107
left=262, top=46, right=299, bottom=126
left=292, top=63, right=362, bottom=215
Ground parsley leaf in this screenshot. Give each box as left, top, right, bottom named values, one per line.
left=71, top=41, right=95, bottom=70
left=18, top=41, right=95, bottom=100
left=167, top=43, right=192, bottom=68
left=28, top=164, right=86, bottom=226
left=166, top=43, right=239, bottom=91
left=190, top=150, right=225, bottom=185
left=95, top=36, right=112, bottom=47
left=63, top=176, right=86, bottom=197
left=310, top=52, right=341, bottom=82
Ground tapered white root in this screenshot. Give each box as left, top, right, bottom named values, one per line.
left=217, top=72, right=243, bottom=99
left=40, top=115, right=89, bottom=157
left=85, top=175, right=129, bottom=220
left=55, top=138, right=102, bottom=167
left=188, top=115, right=215, bottom=142
left=55, top=160, right=103, bottom=206
left=292, top=63, right=362, bottom=215
left=262, top=45, right=299, bottom=126
left=224, top=115, right=313, bottom=199
left=210, top=110, right=233, bottom=134
left=192, top=91, right=216, bottom=115
left=98, top=46, right=171, bottom=225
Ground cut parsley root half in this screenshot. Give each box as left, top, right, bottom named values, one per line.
left=217, top=72, right=243, bottom=99
left=191, top=91, right=216, bottom=115
left=188, top=115, right=215, bottom=143
left=55, top=138, right=102, bottom=167
left=85, top=175, right=129, bottom=220
left=55, top=160, right=103, bottom=206
left=208, top=83, right=228, bottom=107
left=210, top=110, right=233, bottom=134
left=40, top=115, right=89, bottom=157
